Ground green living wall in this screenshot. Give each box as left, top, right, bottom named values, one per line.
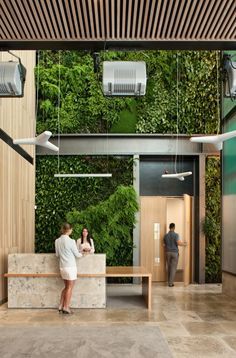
left=205, top=157, right=221, bottom=283
left=36, top=50, right=221, bottom=280
left=35, top=156, right=133, bottom=254
left=36, top=50, right=219, bottom=135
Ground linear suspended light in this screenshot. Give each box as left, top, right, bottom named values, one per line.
left=162, top=171, right=192, bottom=181
left=54, top=173, right=112, bottom=178
left=190, top=130, right=236, bottom=151
left=13, top=131, right=59, bottom=152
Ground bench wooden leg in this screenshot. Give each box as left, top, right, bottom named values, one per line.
left=142, top=275, right=152, bottom=310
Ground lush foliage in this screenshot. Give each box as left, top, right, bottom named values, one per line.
left=204, top=157, right=221, bottom=283
left=36, top=50, right=220, bottom=135
left=66, top=185, right=138, bottom=266
left=36, top=50, right=221, bottom=281
left=35, top=156, right=133, bottom=252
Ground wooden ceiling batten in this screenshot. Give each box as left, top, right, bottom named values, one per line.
left=64, top=1, right=76, bottom=38
left=201, top=0, right=222, bottom=39
left=0, top=9, right=15, bottom=39
left=58, top=0, right=72, bottom=39
left=74, top=0, right=85, bottom=39
left=98, top=0, right=105, bottom=39
left=141, top=0, right=151, bottom=38
left=187, top=0, right=205, bottom=40
left=212, top=0, right=234, bottom=39
left=150, top=0, right=160, bottom=39
left=172, top=0, right=186, bottom=39
left=104, top=0, right=110, bottom=39
left=69, top=0, right=80, bottom=39
left=181, top=0, right=197, bottom=39
left=40, top=0, right=57, bottom=39
left=1, top=1, right=22, bottom=39
left=206, top=0, right=229, bottom=39
left=175, top=0, right=191, bottom=39
left=126, top=0, right=132, bottom=39
left=110, top=0, right=115, bottom=39
left=146, top=0, right=157, bottom=39
left=136, top=0, right=145, bottom=38
left=81, top=0, right=90, bottom=38
left=33, top=0, right=51, bottom=39
left=155, top=0, right=167, bottom=38
left=195, top=0, right=215, bottom=39
left=93, top=0, right=101, bottom=39
left=166, top=0, right=179, bottom=39
left=22, top=0, right=41, bottom=38
left=192, top=0, right=209, bottom=40
left=131, top=0, right=139, bottom=39
left=0, top=0, right=235, bottom=48
left=10, top=0, right=31, bottom=39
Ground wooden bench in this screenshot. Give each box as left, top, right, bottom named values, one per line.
left=4, top=266, right=152, bottom=310
left=105, top=266, right=152, bottom=310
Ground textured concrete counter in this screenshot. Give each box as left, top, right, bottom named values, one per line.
left=7, top=254, right=106, bottom=308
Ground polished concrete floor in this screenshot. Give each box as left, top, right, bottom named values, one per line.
left=0, top=283, right=236, bottom=357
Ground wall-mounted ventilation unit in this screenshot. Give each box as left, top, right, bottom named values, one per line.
left=224, top=55, right=236, bottom=99
left=103, top=61, right=146, bottom=96
left=0, top=61, right=26, bottom=97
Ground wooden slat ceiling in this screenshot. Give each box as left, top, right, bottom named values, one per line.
left=0, top=0, right=235, bottom=49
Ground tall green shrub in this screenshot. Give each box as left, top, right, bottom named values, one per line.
left=66, top=185, right=138, bottom=266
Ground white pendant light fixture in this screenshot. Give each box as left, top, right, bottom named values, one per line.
left=190, top=130, right=236, bottom=151
left=162, top=171, right=192, bottom=181
left=54, top=173, right=112, bottom=178
left=53, top=51, right=112, bottom=179
left=13, top=130, right=59, bottom=152
left=162, top=52, right=192, bottom=182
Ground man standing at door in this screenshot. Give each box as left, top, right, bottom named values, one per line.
left=163, top=223, right=187, bottom=287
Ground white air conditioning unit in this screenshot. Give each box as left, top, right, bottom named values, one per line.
left=103, top=61, right=147, bottom=96
left=224, top=59, right=236, bottom=98
left=0, top=61, right=26, bottom=97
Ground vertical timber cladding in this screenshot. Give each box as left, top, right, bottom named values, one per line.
left=0, top=51, right=36, bottom=302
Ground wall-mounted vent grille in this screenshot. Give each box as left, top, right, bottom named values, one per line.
left=103, top=61, right=146, bottom=96
left=0, top=62, right=24, bottom=96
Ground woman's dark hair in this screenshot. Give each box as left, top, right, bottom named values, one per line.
left=80, top=227, right=92, bottom=245
left=60, top=223, right=72, bottom=235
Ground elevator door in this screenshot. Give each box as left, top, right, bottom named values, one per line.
left=140, top=196, right=192, bottom=284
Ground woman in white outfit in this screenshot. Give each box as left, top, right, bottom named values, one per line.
left=55, top=223, right=82, bottom=314
left=77, top=227, right=95, bottom=254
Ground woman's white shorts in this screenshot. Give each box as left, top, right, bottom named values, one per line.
left=60, top=267, right=77, bottom=280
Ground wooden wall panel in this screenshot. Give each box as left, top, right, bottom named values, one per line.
left=0, top=50, right=36, bottom=303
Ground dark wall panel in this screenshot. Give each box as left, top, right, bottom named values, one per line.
left=140, top=157, right=197, bottom=196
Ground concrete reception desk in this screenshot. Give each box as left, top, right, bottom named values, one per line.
left=6, top=253, right=106, bottom=309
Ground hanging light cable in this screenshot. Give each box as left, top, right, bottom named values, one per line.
left=54, top=51, right=112, bottom=178
left=162, top=51, right=192, bottom=181
left=190, top=51, right=236, bottom=150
